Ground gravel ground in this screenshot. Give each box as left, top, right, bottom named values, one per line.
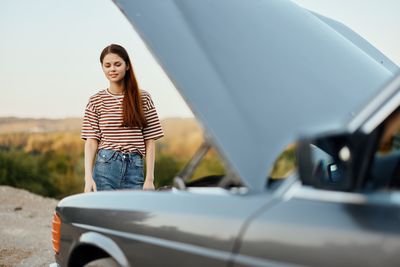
left=0, top=186, right=59, bottom=267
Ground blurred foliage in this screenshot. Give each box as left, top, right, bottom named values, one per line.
left=190, top=148, right=225, bottom=181
left=154, top=153, right=181, bottom=188
left=0, top=118, right=297, bottom=198
left=0, top=133, right=84, bottom=198
left=269, top=144, right=297, bottom=179
left=0, top=122, right=223, bottom=198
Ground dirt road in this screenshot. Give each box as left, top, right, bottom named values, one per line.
left=0, top=186, right=58, bottom=267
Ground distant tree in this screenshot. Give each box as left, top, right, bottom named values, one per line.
left=0, top=150, right=60, bottom=197
left=154, top=154, right=182, bottom=188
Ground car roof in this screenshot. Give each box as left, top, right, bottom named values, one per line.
left=113, top=0, right=398, bottom=191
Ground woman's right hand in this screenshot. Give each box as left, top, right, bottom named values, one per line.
left=84, top=178, right=97, bottom=193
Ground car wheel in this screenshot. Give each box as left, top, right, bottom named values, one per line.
left=84, top=257, right=120, bottom=267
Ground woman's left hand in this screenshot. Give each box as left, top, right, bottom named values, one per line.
left=143, top=178, right=155, bottom=190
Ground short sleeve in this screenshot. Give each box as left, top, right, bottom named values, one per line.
left=81, top=97, right=101, bottom=141
left=142, top=92, right=164, bottom=141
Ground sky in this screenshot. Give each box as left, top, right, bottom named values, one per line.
left=0, top=0, right=399, bottom=119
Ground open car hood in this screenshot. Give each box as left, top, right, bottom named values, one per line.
left=113, top=0, right=398, bottom=190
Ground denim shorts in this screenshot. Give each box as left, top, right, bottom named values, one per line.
left=93, top=149, right=144, bottom=191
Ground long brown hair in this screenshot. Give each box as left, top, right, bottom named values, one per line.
left=100, top=44, right=147, bottom=128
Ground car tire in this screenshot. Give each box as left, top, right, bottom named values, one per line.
left=84, top=257, right=120, bottom=267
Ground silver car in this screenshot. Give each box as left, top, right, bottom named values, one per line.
left=51, top=1, right=400, bottom=266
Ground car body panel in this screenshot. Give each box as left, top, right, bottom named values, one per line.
left=57, top=189, right=277, bottom=266
left=234, top=187, right=400, bottom=267
left=310, top=11, right=398, bottom=74
left=348, top=72, right=400, bottom=133
left=113, top=0, right=397, bottom=190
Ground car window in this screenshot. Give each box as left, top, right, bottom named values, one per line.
left=268, top=142, right=340, bottom=190
left=368, top=108, right=400, bottom=190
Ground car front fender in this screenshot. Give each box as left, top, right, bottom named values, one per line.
left=76, top=231, right=130, bottom=267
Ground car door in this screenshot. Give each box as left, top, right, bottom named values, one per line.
left=232, top=185, right=400, bottom=267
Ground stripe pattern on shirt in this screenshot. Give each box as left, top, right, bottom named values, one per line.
left=81, top=89, right=164, bottom=156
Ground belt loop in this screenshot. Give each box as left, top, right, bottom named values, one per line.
left=110, top=150, right=117, bottom=160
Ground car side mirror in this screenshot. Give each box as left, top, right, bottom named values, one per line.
left=296, top=132, right=368, bottom=191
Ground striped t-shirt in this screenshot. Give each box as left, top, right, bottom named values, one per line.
left=81, top=89, right=164, bottom=156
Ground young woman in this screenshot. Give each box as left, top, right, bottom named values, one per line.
left=81, top=44, right=164, bottom=192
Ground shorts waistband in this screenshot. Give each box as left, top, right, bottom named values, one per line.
left=98, top=148, right=142, bottom=160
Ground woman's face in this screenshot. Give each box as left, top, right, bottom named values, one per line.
left=102, top=53, right=129, bottom=83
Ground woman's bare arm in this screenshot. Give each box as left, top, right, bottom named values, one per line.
left=143, top=139, right=155, bottom=190
left=84, top=138, right=99, bottom=193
